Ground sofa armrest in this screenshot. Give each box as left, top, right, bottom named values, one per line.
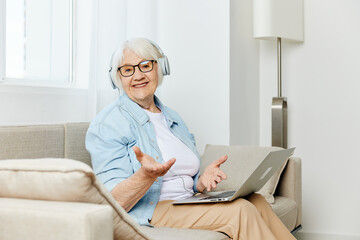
left=0, top=198, right=113, bottom=240
left=275, top=157, right=302, bottom=227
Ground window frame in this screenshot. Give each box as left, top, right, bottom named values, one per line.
left=0, top=0, right=77, bottom=88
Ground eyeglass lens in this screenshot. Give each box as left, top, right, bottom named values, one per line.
left=119, top=60, right=154, bottom=77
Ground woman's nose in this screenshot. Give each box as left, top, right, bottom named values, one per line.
left=132, top=66, right=144, bottom=80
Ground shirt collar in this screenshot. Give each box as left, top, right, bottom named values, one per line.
left=154, top=96, right=177, bottom=127
left=118, top=94, right=178, bottom=127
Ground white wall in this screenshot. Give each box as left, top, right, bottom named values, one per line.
left=259, top=0, right=360, bottom=238
left=0, top=85, right=89, bottom=124
left=156, top=0, right=230, bottom=154
left=230, top=0, right=260, bottom=146
left=155, top=0, right=260, bottom=153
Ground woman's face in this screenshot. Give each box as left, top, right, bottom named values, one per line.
left=119, top=49, right=159, bottom=106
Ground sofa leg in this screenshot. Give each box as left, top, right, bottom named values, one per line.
left=291, top=225, right=302, bottom=235
left=291, top=224, right=302, bottom=235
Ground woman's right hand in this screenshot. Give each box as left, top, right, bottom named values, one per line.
left=132, top=146, right=176, bottom=179
left=111, top=146, right=176, bottom=212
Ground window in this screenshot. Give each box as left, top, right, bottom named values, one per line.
left=1, top=0, right=74, bottom=85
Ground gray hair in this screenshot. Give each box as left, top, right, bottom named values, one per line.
left=110, top=38, right=164, bottom=90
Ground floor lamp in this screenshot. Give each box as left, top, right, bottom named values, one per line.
left=253, top=0, right=304, bottom=148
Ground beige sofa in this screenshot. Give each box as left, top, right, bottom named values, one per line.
left=0, top=122, right=302, bottom=240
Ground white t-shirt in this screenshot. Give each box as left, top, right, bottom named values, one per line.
left=145, top=110, right=200, bottom=201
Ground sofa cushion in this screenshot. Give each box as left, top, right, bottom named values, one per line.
left=140, top=226, right=229, bottom=240
left=272, top=196, right=297, bottom=231
left=0, top=158, right=150, bottom=240
left=0, top=125, right=64, bottom=160
left=200, top=145, right=286, bottom=203
left=0, top=198, right=113, bottom=240
left=276, top=157, right=302, bottom=228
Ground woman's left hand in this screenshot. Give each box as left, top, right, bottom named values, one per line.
left=196, top=155, right=228, bottom=192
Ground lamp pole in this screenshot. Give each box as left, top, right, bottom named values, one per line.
left=272, top=37, right=288, bottom=148
left=277, top=37, right=282, bottom=98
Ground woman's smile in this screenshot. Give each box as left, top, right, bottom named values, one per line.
left=132, top=82, right=149, bottom=88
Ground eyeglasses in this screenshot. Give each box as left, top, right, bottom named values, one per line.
left=118, top=60, right=156, bottom=77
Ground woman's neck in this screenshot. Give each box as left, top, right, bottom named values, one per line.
left=143, top=103, right=161, bottom=113
left=134, top=96, right=161, bottom=113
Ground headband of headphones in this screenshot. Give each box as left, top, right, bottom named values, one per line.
left=108, top=39, right=170, bottom=90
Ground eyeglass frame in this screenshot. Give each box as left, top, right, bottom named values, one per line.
left=117, top=60, right=157, bottom=77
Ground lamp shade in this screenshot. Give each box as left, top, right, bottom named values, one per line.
left=253, top=0, right=304, bottom=42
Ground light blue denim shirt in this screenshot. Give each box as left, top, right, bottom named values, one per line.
left=85, top=94, right=200, bottom=226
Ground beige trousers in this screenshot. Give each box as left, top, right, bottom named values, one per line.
left=150, top=193, right=296, bottom=240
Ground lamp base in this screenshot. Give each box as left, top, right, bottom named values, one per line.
left=272, top=97, right=288, bottom=148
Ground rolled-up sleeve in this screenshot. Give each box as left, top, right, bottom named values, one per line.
left=86, top=123, right=133, bottom=192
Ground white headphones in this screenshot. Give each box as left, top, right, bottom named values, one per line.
left=109, top=39, right=170, bottom=90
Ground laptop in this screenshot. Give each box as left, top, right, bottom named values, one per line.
left=172, top=148, right=295, bottom=205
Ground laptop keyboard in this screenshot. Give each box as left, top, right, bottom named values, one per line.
left=200, top=190, right=236, bottom=200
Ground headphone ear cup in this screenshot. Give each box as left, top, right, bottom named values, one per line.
left=163, top=56, right=170, bottom=76
left=158, top=56, right=170, bottom=76
left=109, top=51, right=118, bottom=90
left=157, top=58, right=165, bottom=75
left=109, top=67, right=117, bottom=89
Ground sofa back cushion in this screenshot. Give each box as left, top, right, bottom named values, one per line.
left=0, top=125, right=64, bottom=160
left=64, top=122, right=92, bottom=167
left=0, top=123, right=92, bottom=167
left=0, top=158, right=149, bottom=240
left=200, top=145, right=287, bottom=203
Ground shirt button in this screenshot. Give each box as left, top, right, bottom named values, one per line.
left=156, top=156, right=159, bottom=160
left=150, top=201, right=154, bottom=205
left=155, top=179, right=159, bottom=182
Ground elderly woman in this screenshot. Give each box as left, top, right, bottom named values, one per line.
left=86, top=38, right=295, bottom=240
